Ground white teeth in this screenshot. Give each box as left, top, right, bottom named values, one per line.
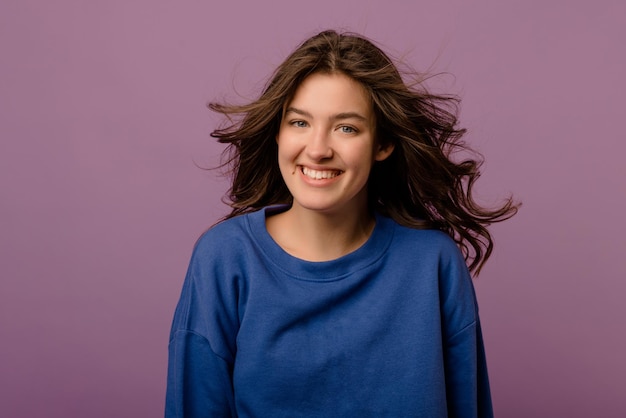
left=302, top=167, right=340, bottom=180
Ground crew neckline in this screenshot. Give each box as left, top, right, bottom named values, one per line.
left=246, top=206, right=395, bottom=282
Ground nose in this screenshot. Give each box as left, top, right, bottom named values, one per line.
left=306, top=128, right=333, bottom=160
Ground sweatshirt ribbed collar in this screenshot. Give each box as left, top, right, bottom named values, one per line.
left=246, top=206, right=395, bottom=282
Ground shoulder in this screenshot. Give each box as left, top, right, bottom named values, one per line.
left=186, top=212, right=258, bottom=276
left=384, top=217, right=472, bottom=290
left=385, top=217, right=464, bottom=264
left=188, top=207, right=280, bottom=275
left=195, top=214, right=249, bottom=252
left=380, top=216, right=478, bottom=332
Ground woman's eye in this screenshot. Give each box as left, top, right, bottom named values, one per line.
left=291, top=120, right=308, bottom=128
left=339, top=126, right=357, bottom=134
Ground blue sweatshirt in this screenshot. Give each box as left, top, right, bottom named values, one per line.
left=166, top=206, right=493, bottom=417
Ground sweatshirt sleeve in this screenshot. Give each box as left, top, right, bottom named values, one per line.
left=165, top=330, right=236, bottom=418
left=443, top=319, right=494, bottom=418
left=165, top=231, right=241, bottom=418
left=438, top=240, right=494, bottom=418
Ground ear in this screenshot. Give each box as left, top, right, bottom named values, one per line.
left=374, top=141, right=395, bottom=162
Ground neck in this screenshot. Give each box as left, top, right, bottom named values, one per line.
left=266, top=205, right=376, bottom=262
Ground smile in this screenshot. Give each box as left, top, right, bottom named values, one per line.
left=301, top=166, right=342, bottom=180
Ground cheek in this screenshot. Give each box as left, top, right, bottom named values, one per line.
left=343, top=144, right=376, bottom=167
left=276, top=135, right=302, bottom=162
left=276, top=142, right=295, bottom=177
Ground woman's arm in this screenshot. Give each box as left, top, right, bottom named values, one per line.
left=165, top=330, right=236, bottom=418
left=438, top=240, right=494, bottom=418
left=443, top=319, right=493, bottom=418
left=165, top=228, right=242, bottom=418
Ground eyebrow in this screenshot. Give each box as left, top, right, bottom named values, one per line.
left=284, top=106, right=368, bottom=122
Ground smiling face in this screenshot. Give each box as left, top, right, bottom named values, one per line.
left=276, top=72, right=394, bottom=217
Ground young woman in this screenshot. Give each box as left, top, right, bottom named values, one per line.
left=166, top=30, right=518, bottom=418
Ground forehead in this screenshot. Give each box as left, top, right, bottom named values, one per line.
left=287, top=72, right=372, bottom=117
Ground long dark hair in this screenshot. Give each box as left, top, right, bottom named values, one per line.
left=209, top=30, right=519, bottom=274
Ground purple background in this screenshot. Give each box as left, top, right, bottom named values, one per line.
left=1, top=0, right=625, bottom=416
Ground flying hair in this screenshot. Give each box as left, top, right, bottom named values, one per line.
left=209, top=30, right=520, bottom=275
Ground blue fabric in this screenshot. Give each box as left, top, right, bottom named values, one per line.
left=166, top=206, right=493, bottom=417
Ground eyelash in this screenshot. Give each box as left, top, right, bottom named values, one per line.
left=290, top=120, right=308, bottom=128
left=339, top=125, right=357, bottom=134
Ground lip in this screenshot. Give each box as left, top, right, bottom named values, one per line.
left=297, top=165, right=343, bottom=186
